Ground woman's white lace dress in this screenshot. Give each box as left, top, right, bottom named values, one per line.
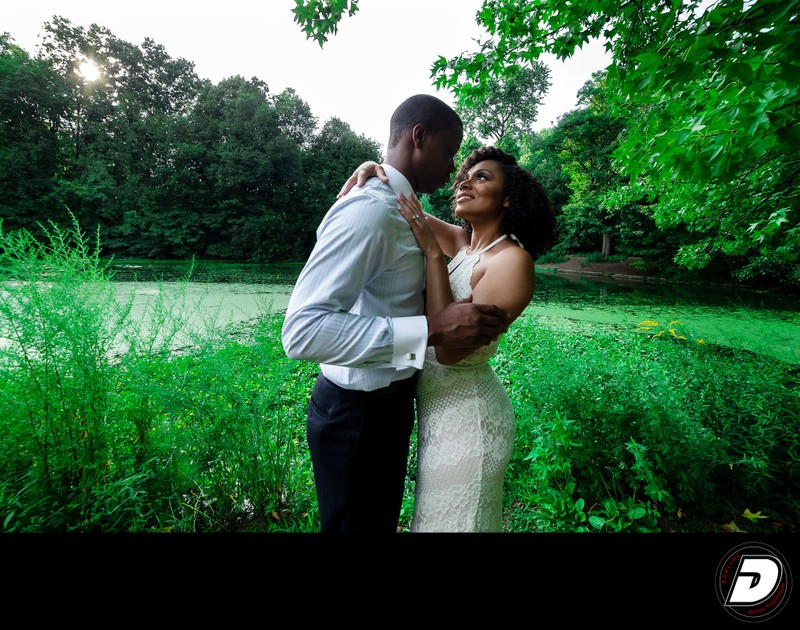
left=411, top=236, right=515, bottom=532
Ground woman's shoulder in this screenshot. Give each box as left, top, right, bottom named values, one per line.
left=488, top=241, right=534, bottom=268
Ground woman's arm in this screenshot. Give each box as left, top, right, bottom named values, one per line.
left=337, top=161, right=388, bottom=197
left=396, top=193, right=454, bottom=317
left=342, top=162, right=466, bottom=257
left=396, top=192, right=464, bottom=365
left=397, top=192, right=533, bottom=365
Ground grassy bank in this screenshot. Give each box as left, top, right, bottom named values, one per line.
left=1, top=221, right=798, bottom=533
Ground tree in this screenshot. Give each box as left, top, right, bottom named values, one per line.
left=273, top=87, right=318, bottom=146
left=0, top=35, right=65, bottom=233
left=538, top=107, right=628, bottom=257
left=292, top=0, right=800, bottom=271
left=533, top=71, right=669, bottom=260
left=184, top=77, right=305, bottom=260
left=301, top=117, right=382, bottom=257
left=30, top=16, right=204, bottom=254
left=456, top=64, right=550, bottom=144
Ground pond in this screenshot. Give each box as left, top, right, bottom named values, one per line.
left=531, top=271, right=800, bottom=364
left=108, top=260, right=800, bottom=364
left=111, top=260, right=301, bottom=338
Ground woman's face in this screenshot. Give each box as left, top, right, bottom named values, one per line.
left=453, top=160, right=509, bottom=222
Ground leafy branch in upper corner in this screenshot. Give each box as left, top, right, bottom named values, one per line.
left=291, top=0, right=360, bottom=47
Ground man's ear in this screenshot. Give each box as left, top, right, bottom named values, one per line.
left=411, top=123, right=426, bottom=149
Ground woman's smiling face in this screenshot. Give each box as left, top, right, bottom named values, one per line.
left=454, top=159, right=509, bottom=221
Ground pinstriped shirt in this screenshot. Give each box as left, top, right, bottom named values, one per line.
left=281, top=164, right=428, bottom=391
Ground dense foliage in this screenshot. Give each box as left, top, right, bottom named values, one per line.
left=0, top=20, right=381, bottom=262
left=293, top=0, right=800, bottom=289
left=0, top=222, right=797, bottom=533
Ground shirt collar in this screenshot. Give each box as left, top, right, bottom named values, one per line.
left=381, top=163, right=414, bottom=197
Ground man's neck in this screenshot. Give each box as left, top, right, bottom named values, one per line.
left=381, top=163, right=414, bottom=197
left=384, top=150, right=416, bottom=192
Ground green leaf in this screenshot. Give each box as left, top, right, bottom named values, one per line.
left=588, top=515, right=606, bottom=529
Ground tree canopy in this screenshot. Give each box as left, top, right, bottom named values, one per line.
left=456, top=64, right=550, bottom=144
left=293, top=0, right=799, bottom=276
left=0, top=17, right=382, bottom=262
left=1, top=4, right=797, bottom=287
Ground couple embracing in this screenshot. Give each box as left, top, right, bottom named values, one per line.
left=282, top=94, right=557, bottom=533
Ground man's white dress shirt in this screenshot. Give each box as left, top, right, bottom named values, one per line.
left=281, top=164, right=428, bottom=391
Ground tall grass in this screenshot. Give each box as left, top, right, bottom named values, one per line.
left=0, top=218, right=316, bottom=532
left=0, top=219, right=797, bottom=533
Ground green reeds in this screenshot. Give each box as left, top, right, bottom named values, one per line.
left=0, top=217, right=315, bottom=532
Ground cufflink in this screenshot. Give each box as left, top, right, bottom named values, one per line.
left=406, top=353, right=416, bottom=361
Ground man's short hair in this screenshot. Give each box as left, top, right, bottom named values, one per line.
left=388, top=94, right=463, bottom=148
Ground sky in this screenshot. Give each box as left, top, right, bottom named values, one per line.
left=4, top=0, right=611, bottom=152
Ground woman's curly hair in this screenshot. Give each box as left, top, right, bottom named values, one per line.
left=452, top=146, right=557, bottom=258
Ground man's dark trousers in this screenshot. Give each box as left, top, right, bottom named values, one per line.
left=306, top=373, right=417, bottom=533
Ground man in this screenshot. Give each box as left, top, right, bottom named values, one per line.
left=281, top=94, right=509, bottom=533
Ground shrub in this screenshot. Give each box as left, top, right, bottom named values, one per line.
left=495, top=314, right=799, bottom=533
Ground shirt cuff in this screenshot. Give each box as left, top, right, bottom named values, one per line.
left=391, top=316, right=428, bottom=370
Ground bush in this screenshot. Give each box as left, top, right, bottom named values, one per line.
left=494, top=315, right=799, bottom=533
left=535, top=251, right=569, bottom=265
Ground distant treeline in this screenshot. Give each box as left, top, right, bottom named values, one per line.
left=0, top=18, right=381, bottom=262
left=1, top=16, right=798, bottom=293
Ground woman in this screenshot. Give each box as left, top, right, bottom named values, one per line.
left=344, top=147, right=557, bottom=531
